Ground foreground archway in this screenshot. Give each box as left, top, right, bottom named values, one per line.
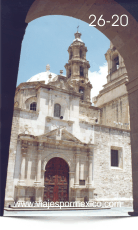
left=1, top=0, right=138, bottom=215
left=44, top=157, right=69, bottom=202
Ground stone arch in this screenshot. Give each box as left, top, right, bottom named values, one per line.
left=42, top=152, right=72, bottom=172
left=25, top=0, right=138, bottom=83
left=2, top=0, right=138, bottom=215
left=54, top=97, right=68, bottom=119
left=24, top=1, right=138, bottom=214
left=25, top=96, right=37, bottom=110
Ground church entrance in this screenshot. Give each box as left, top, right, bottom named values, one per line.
left=44, top=157, right=69, bottom=202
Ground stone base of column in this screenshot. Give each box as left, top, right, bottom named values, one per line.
left=74, top=183, right=79, bottom=188
left=34, top=181, right=41, bottom=186
left=35, top=187, right=44, bottom=202
left=17, top=180, right=25, bottom=186
left=4, top=197, right=15, bottom=207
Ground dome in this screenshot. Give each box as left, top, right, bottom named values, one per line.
left=27, top=65, right=57, bottom=84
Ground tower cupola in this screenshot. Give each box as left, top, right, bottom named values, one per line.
left=65, top=30, right=92, bottom=103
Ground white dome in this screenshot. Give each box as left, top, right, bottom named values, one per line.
left=27, top=71, right=57, bottom=84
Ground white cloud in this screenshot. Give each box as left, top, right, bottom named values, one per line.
left=88, top=62, right=108, bottom=100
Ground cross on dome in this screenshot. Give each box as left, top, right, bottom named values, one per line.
left=46, top=64, right=50, bottom=71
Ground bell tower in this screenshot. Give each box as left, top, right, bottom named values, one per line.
left=65, top=30, right=92, bottom=103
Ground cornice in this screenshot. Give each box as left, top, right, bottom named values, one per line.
left=35, top=83, right=81, bottom=98
left=94, top=123, right=130, bottom=133
left=97, top=78, right=128, bottom=99
left=18, top=134, right=95, bottom=150
left=96, top=93, right=128, bottom=108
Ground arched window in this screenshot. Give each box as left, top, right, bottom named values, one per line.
left=54, top=103, right=61, bottom=117
left=80, top=66, right=84, bottom=76
left=68, top=69, right=71, bottom=78
left=114, top=56, right=119, bottom=69
left=79, top=87, right=84, bottom=100
left=30, top=102, right=37, bottom=111
left=111, top=55, right=119, bottom=73
left=80, top=49, right=82, bottom=58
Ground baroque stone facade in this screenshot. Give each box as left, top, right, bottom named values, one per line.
left=5, top=32, right=132, bottom=207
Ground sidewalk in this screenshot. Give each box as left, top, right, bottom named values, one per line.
left=4, top=207, right=133, bottom=216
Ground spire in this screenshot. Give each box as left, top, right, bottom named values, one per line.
left=74, top=29, right=82, bottom=40
left=64, top=31, right=92, bottom=104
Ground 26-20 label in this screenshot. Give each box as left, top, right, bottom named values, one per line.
left=89, top=14, right=128, bottom=27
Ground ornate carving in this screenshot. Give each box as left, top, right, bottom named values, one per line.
left=21, top=141, right=28, bottom=155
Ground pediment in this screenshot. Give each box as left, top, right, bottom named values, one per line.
left=48, top=76, right=73, bottom=91
left=37, top=128, right=82, bottom=143
left=61, top=129, right=81, bottom=143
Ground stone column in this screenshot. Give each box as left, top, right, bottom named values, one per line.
left=75, top=152, right=80, bottom=186
left=87, top=150, right=94, bottom=201
left=127, top=79, right=138, bottom=216
left=19, top=141, right=28, bottom=183
left=36, top=146, right=42, bottom=183
left=88, top=151, right=93, bottom=186
left=69, top=171, right=74, bottom=202
left=17, top=141, right=28, bottom=202
left=34, top=143, right=43, bottom=202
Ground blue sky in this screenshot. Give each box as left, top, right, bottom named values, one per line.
left=17, top=15, right=110, bottom=98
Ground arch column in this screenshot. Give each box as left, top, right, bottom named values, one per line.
left=19, top=142, right=28, bottom=184
left=127, top=80, right=138, bottom=216
left=34, top=143, right=44, bottom=202
left=87, top=148, right=95, bottom=201
left=74, top=152, right=80, bottom=187
left=88, top=152, right=93, bottom=187
left=17, top=141, right=28, bottom=202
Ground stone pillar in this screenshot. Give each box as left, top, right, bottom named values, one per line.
left=17, top=141, right=28, bottom=202
left=34, top=143, right=43, bottom=202
left=87, top=149, right=94, bottom=200
left=126, top=79, right=138, bottom=216
left=88, top=152, right=93, bottom=186
left=75, top=153, right=80, bottom=186
left=19, top=141, right=28, bottom=183
left=20, top=155, right=26, bottom=181
left=69, top=171, right=74, bottom=201
left=36, top=151, right=41, bottom=182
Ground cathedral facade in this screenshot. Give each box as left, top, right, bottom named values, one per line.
left=5, top=32, right=132, bottom=207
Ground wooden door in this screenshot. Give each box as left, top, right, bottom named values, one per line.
left=44, top=157, right=69, bottom=202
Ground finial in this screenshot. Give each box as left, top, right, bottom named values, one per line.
left=46, top=64, right=50, bottom=71
left=48, top=73, right=52, bottom=83
left=77, top=25, right=79, bottom=32
left=60, top=70, right=63, bottom=75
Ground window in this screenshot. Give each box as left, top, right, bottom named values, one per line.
left=80, top=49, right=82, bottom=58
left=68, top=69, right=71, bottom=78
left=114, top=56, right=119, bottom=69
left=80, top=66, right=84, bottom=76
left=30, top=102, right=37, bottom=111
left=79, top=87, right=84, bottom=100
left=54, top=103, right=61, bottom=117
left=111, top=149, right=118, bottom=167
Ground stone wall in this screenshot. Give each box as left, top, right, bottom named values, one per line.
left=93, top=125, right=132, bottom=206
left=100, top=95, right=130, bottom=130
